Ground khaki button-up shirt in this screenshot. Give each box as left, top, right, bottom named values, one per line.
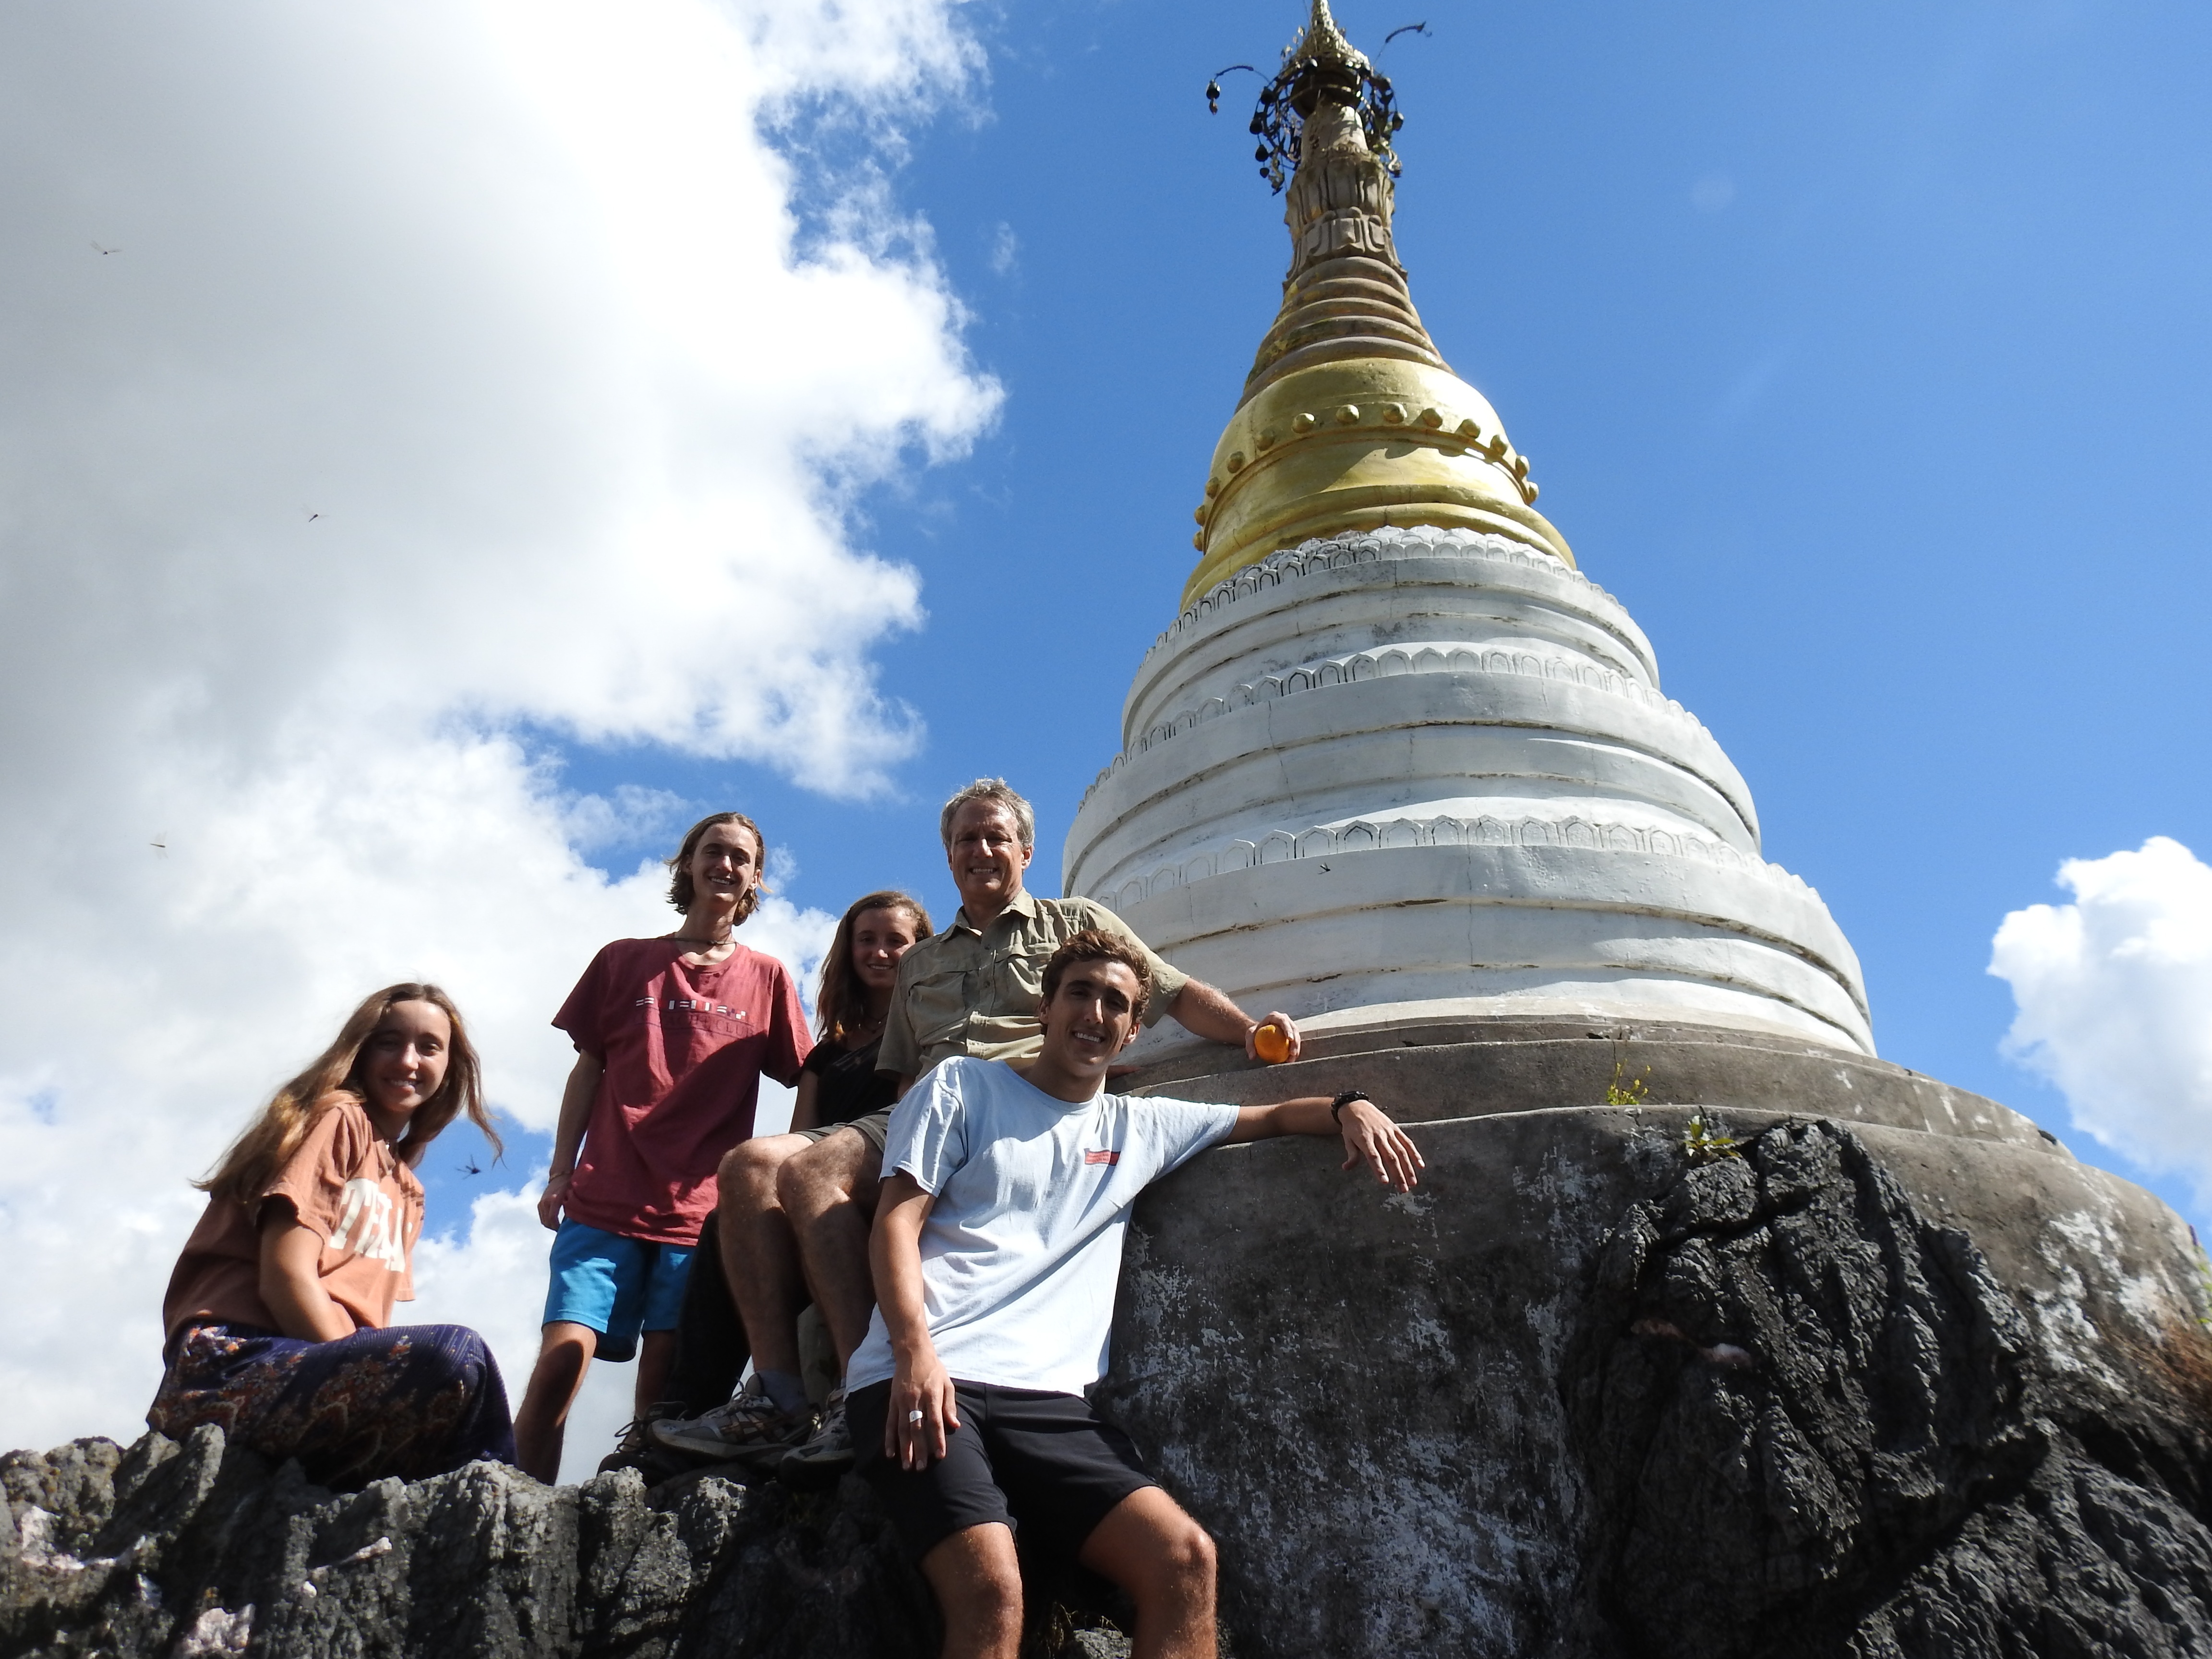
left=876, top=890, right=1190, bottom=1080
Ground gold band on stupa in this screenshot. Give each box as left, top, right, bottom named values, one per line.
left=1185, top=0, right=1574, bottom=605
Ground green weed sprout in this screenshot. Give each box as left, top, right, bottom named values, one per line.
left=1606, top=1062, right=1650, bottom=1107
left=1682, top=1108, right=1742, bottom=1164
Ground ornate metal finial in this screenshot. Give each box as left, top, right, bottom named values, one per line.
left=1212, top=0, right=1406, bottom=193
left=1293, top=0, right=1369, bottom=72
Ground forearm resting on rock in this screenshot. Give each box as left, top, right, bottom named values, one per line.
left=1166, top=980, right=1253, bottom=1045
left=1230, top=1096, right=1337, bottom=1139
left=1168, top=980, right=1302, bottom=1061
left=1229, top=1097, right=1426, bottom=1191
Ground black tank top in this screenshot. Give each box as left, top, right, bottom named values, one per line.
left=802, top=1035, right=897, bottom=1127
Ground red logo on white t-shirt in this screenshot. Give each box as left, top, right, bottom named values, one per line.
left=1083, top=1149, right=1119, bottom=1166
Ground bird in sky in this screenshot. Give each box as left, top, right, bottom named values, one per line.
left=90, top=240, right=119, bottom=255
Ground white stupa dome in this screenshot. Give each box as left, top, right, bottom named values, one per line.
left=1061, top=0, right=1871, bottom=1058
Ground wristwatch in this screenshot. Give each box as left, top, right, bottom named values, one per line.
left=1330, top=1089, right=1371, bottom=1123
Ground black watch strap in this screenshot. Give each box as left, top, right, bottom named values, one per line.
left=1331, top=1089, right=1370, bottom=1123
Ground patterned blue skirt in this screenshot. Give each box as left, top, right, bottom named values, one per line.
left=149, top=1321, right=517, bottom=1490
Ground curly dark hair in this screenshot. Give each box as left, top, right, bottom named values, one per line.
left=1039, top=928, right=1154, bottom=1022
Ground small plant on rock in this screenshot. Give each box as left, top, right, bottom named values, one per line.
left=1681, top=1108, right=1742, bottom=1164
left=1605, top=1062, right=1650, bottom=1107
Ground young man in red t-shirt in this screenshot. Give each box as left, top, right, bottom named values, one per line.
left=513, top=812, right=809, bottom=1482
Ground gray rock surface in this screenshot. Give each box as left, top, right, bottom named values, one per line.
left=2, top=1431, right=944, bottom=1658
left=1102, top=1028, right=2212, bottom=1658
left=1121, top=1016, right=2047, bottom=1147
left=8, top=1027, right=2209, bottom=1657
left=1, top=1431, right=1139, bottom=1658
left=1567, top=1120, right=2212, bottom=1658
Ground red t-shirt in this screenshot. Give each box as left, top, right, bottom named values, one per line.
left=553, top=938, right=810, bottom=1245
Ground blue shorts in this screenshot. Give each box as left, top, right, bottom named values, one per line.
left=542, top=1219, right=696, bottom=1364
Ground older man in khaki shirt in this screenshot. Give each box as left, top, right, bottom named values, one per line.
left=878, top=779, right=1294, bottom=1090
left=653, top=778, right=1297, bottom=1479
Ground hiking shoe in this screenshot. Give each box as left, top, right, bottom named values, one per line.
left=777, top=1386, right=854, bottom=1490
left=598, top=1403, right=693, bottom=1480
left=650, top=1377, right=813, bottom=1460
left=598, top=1433, right=697, bottom=1483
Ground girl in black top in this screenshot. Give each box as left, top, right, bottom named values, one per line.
left=792, top=891, right=934, bottom=1132
left=797, top=1033, right=897, bottom=1128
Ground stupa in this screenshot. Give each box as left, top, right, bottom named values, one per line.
left=1063, top=0, right=1870, bottom=1058
left=1070, top=11, right=2212, bottom=1657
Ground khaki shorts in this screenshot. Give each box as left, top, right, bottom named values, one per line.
left=793, top=1106, right=890, bottom=1157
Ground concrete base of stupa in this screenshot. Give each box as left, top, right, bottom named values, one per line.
left=1101, top=1022, right=2212, bottom=1658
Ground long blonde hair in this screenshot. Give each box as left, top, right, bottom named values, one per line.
left=816, top=890, right=932, bottom=1044
left=197, top=983, right=497, bottom=1202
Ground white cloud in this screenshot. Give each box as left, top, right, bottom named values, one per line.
left=409, top=1175, right=655, bottom=1486
left=0, top=0, right=990, bottom=1472
left=1990, top=836, right=2212, bottom=1197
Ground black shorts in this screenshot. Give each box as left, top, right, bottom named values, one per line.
left=794, top=1106, right=890, bottom=1156
left=847, top=1379, right=1156, bottom=1563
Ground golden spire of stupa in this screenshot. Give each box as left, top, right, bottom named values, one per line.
left=1185, top=2, right=1574, bottom=603
left=1288, top=0, right=1368, bottom=74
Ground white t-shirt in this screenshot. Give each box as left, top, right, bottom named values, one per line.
left=844, top=1056, right=1241, bottom=1397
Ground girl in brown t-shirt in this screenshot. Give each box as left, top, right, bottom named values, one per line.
left=149, top=983, right=517, bottom=1489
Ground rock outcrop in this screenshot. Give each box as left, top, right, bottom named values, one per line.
left=2, top=1432, right=950, bottom=1659
left=9, top=1027, right=2211, bottom=1657
left=1101, top=1025, right=2212, bottom=1658
left=4, top=1425, right=1142, bottom=1657
left=1568, top=1119, right=2212, bottom=1659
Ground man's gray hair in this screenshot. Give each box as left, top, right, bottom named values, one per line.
left=939, top=778, right=1035, bottom=851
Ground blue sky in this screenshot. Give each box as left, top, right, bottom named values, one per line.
left=483, top=0, right=2212, bottom=1239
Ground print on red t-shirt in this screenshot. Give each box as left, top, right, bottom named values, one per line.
left=553, top=938, right=810, bottom=1245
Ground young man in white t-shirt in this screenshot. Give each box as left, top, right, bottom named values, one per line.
left=844, top=930, right=1423, bottom=1659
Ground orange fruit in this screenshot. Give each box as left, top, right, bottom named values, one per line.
left=1253, top=1022, right=1292, bottom=1064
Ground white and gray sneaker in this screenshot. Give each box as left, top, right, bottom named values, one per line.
left=650, top=1377, right=813, bottom=1461
left=777, top=1385, right=854, bottom=1489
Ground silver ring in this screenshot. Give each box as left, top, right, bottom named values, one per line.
left=906, top=1409, right=926, bottom=1424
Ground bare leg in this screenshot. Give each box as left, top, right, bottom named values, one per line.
left=514, top=1321, right=598, bottom=1483
left=713, top=1134, right=813, bottom=1376
left=920, top=1522, right=1023, bottom=1659
left=1078, top=1487, right=1218, bottom=1659
left=778, top=1129, right=882, bottom=1369
left=634, top=1329, right=677, bottom=1417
